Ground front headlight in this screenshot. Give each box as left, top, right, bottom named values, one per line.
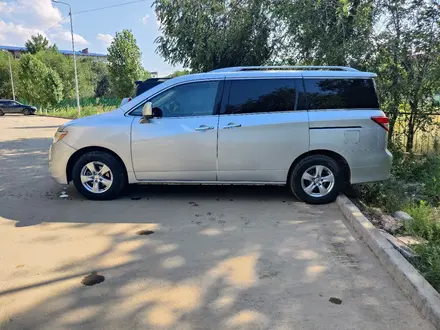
left=53, top=126, right=68, bottom=143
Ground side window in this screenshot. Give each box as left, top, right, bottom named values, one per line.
left=225, top=79, right=298, bottom=114
left=132, top=81, right=219, bottom=117
left=304, top=78, right=379, bottom=110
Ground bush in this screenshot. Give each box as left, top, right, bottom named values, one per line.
left=355, top=177, right=408, bottom=213
left=411, top=242, right=440, bottom=292
left=404, top=201, right=440, bottom=242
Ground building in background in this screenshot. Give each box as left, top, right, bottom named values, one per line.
left=150, top=71, right=158, bottom=78
left=0, top=45, right=107, bottom=62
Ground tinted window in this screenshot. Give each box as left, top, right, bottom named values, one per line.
left=132, top=81, right=219, bottom=117
left=304, top=78, right=379, bottom=110
left=226, top=79, right=298, bottom=114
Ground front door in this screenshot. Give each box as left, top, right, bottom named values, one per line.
left=217, top=78, right=310, bottom=183
left=131, top=80, right=222, bottom=181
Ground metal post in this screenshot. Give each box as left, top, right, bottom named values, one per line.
left=53, top=0, right=80, bottom=116
left=1, top=50, right=15, bottom=100
left=7, top=52, right=15, bottom=101
left=69, top=10, right=81, bottom=116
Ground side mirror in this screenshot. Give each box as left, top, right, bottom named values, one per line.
left=142, top=102, right=153, bottom=119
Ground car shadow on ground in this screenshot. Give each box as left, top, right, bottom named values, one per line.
left=0, top=137, right=428, bottom=330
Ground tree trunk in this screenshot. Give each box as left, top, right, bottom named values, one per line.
left=406, top=104, right=417, bottom=152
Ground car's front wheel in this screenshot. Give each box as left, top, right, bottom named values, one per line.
left=289, top=155, right=343, bottom=204
left=22, top=109, right=31, bottom=116
left=0, top=109, right=4, bottom=116
left=72, top=151, right=127, bottom=200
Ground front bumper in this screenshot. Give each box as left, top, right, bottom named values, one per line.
left=49, top=140, right=76, bottom=184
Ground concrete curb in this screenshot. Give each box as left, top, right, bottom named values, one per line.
left=336, top=194, right=440, bottom=329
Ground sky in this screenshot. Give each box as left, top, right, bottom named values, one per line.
left=0, top=0, right=181, bottom=76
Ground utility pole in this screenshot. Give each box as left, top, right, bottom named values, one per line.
left=52, top=0, right=81, bottom=116
left=1, top=50, right=16, bottom=100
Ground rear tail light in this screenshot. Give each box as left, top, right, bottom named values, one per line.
left=371, top=116, right=389, bottom=131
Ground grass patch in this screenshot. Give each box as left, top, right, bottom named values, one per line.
left=411, top=242, right=440, bottom=292
left=404, top=201, right=440, bottom=242
left=37, top=105, right=115, bottom=119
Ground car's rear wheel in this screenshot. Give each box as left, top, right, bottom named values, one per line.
left=289, top=155, right=343, bottom=204
left=72, top=151, right=127, bottom=200
left=22, top=109, right=31, bottom=116
left=0, top=109, right=4, bottom=116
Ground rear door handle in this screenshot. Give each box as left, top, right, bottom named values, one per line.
left=195, top=125, right=215, bottom=132
left=222, top=122, right=242, bottom=129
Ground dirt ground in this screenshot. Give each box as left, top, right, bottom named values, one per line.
left=0, top=115, right=435, bottom=330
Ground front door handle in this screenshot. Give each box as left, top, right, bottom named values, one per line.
left=222, top=122, right=242, bottom=129
left=195, top=125, right=215, bottom=132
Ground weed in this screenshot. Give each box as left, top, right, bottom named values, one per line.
left=404, top=201, right=440, bottom=242
left=411, top=242, right=440, bottom=292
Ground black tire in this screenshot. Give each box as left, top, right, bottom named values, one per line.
left=0, top=109, right=4, bottom=116
left=289, top=155, right=343, bottom=204
left=22, top=109, right=31, bottom=116
left=72, top=151, right=127, bottom=200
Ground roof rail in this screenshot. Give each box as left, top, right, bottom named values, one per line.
left=211, top=66, right=359, bottom=73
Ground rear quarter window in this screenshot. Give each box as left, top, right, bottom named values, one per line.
left=304, top=78, right=379, bottom=110
left=225, top=79, right=301, bottom=114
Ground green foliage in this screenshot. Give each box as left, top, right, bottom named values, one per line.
left=95, top=75, right=111, bottom=97
left=42, top=68, right=63, bottom=107
left=404, top=201, right=440, bottom=242
left=35, top=49, right=74, bottom=99
left=25, top=34, right=50, bottom=54
left=154, top=0, right=276, bottom=72
left=356, top=178, right=408, bottom=214
left=108, top=30, right=144, bottom=98
left=0, top=51, right=18, bottom=100
left=91, top=61, right=113, bottom=97
left=40, top=105, right=112, bottom=119
left=76, top=58, right=97, bottom=98
left=18, top=54, right=64, bottom=109
left=18, top=54, right=48, bottom=107
left=374, top=1, right=440, bottom=150
left=411, top=242, right=440, bottom=292
left=168, top=70, right=190, bottom=78
left=274, top=0, right=376, bottom=67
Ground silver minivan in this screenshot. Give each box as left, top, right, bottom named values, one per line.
left=49, top=66, right=392, bottom=204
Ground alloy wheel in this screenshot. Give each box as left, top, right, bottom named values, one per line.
left=301, top=165, right=335, bottom=198
left=80, top=161, right=113, bottom=194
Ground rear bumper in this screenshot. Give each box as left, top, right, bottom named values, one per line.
left=49, top=140, right=76, bottom=185
left=349, top=149, right=393, bottom=184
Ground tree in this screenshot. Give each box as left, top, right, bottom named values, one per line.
left=0, top=52, right=18, bottom=99
left=168, top=70, right=190, bottom=78
left=373, top=0, right=440, bottom=151
left=153, top=0, right=277, bottom=72
left=18, top=54, right=63, bottom=109
left=35, top=49, right=74, bottom=99
left=95, top=75, right=111, bottom=97
left=107, top=30, right=144, bottom=98
left=76, top=58, right=98, bottom=98
left=42, top=68, right=63, bottom=107
left=273, top=0, right=377, bottom=67
left=91, top=60, right=113, bottom=97
left=18, top=54, right=48, bottom=106
left=25, top=34, right=50, bottom=54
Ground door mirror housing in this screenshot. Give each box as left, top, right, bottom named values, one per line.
left=142, top=102, right=153, bottom=119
